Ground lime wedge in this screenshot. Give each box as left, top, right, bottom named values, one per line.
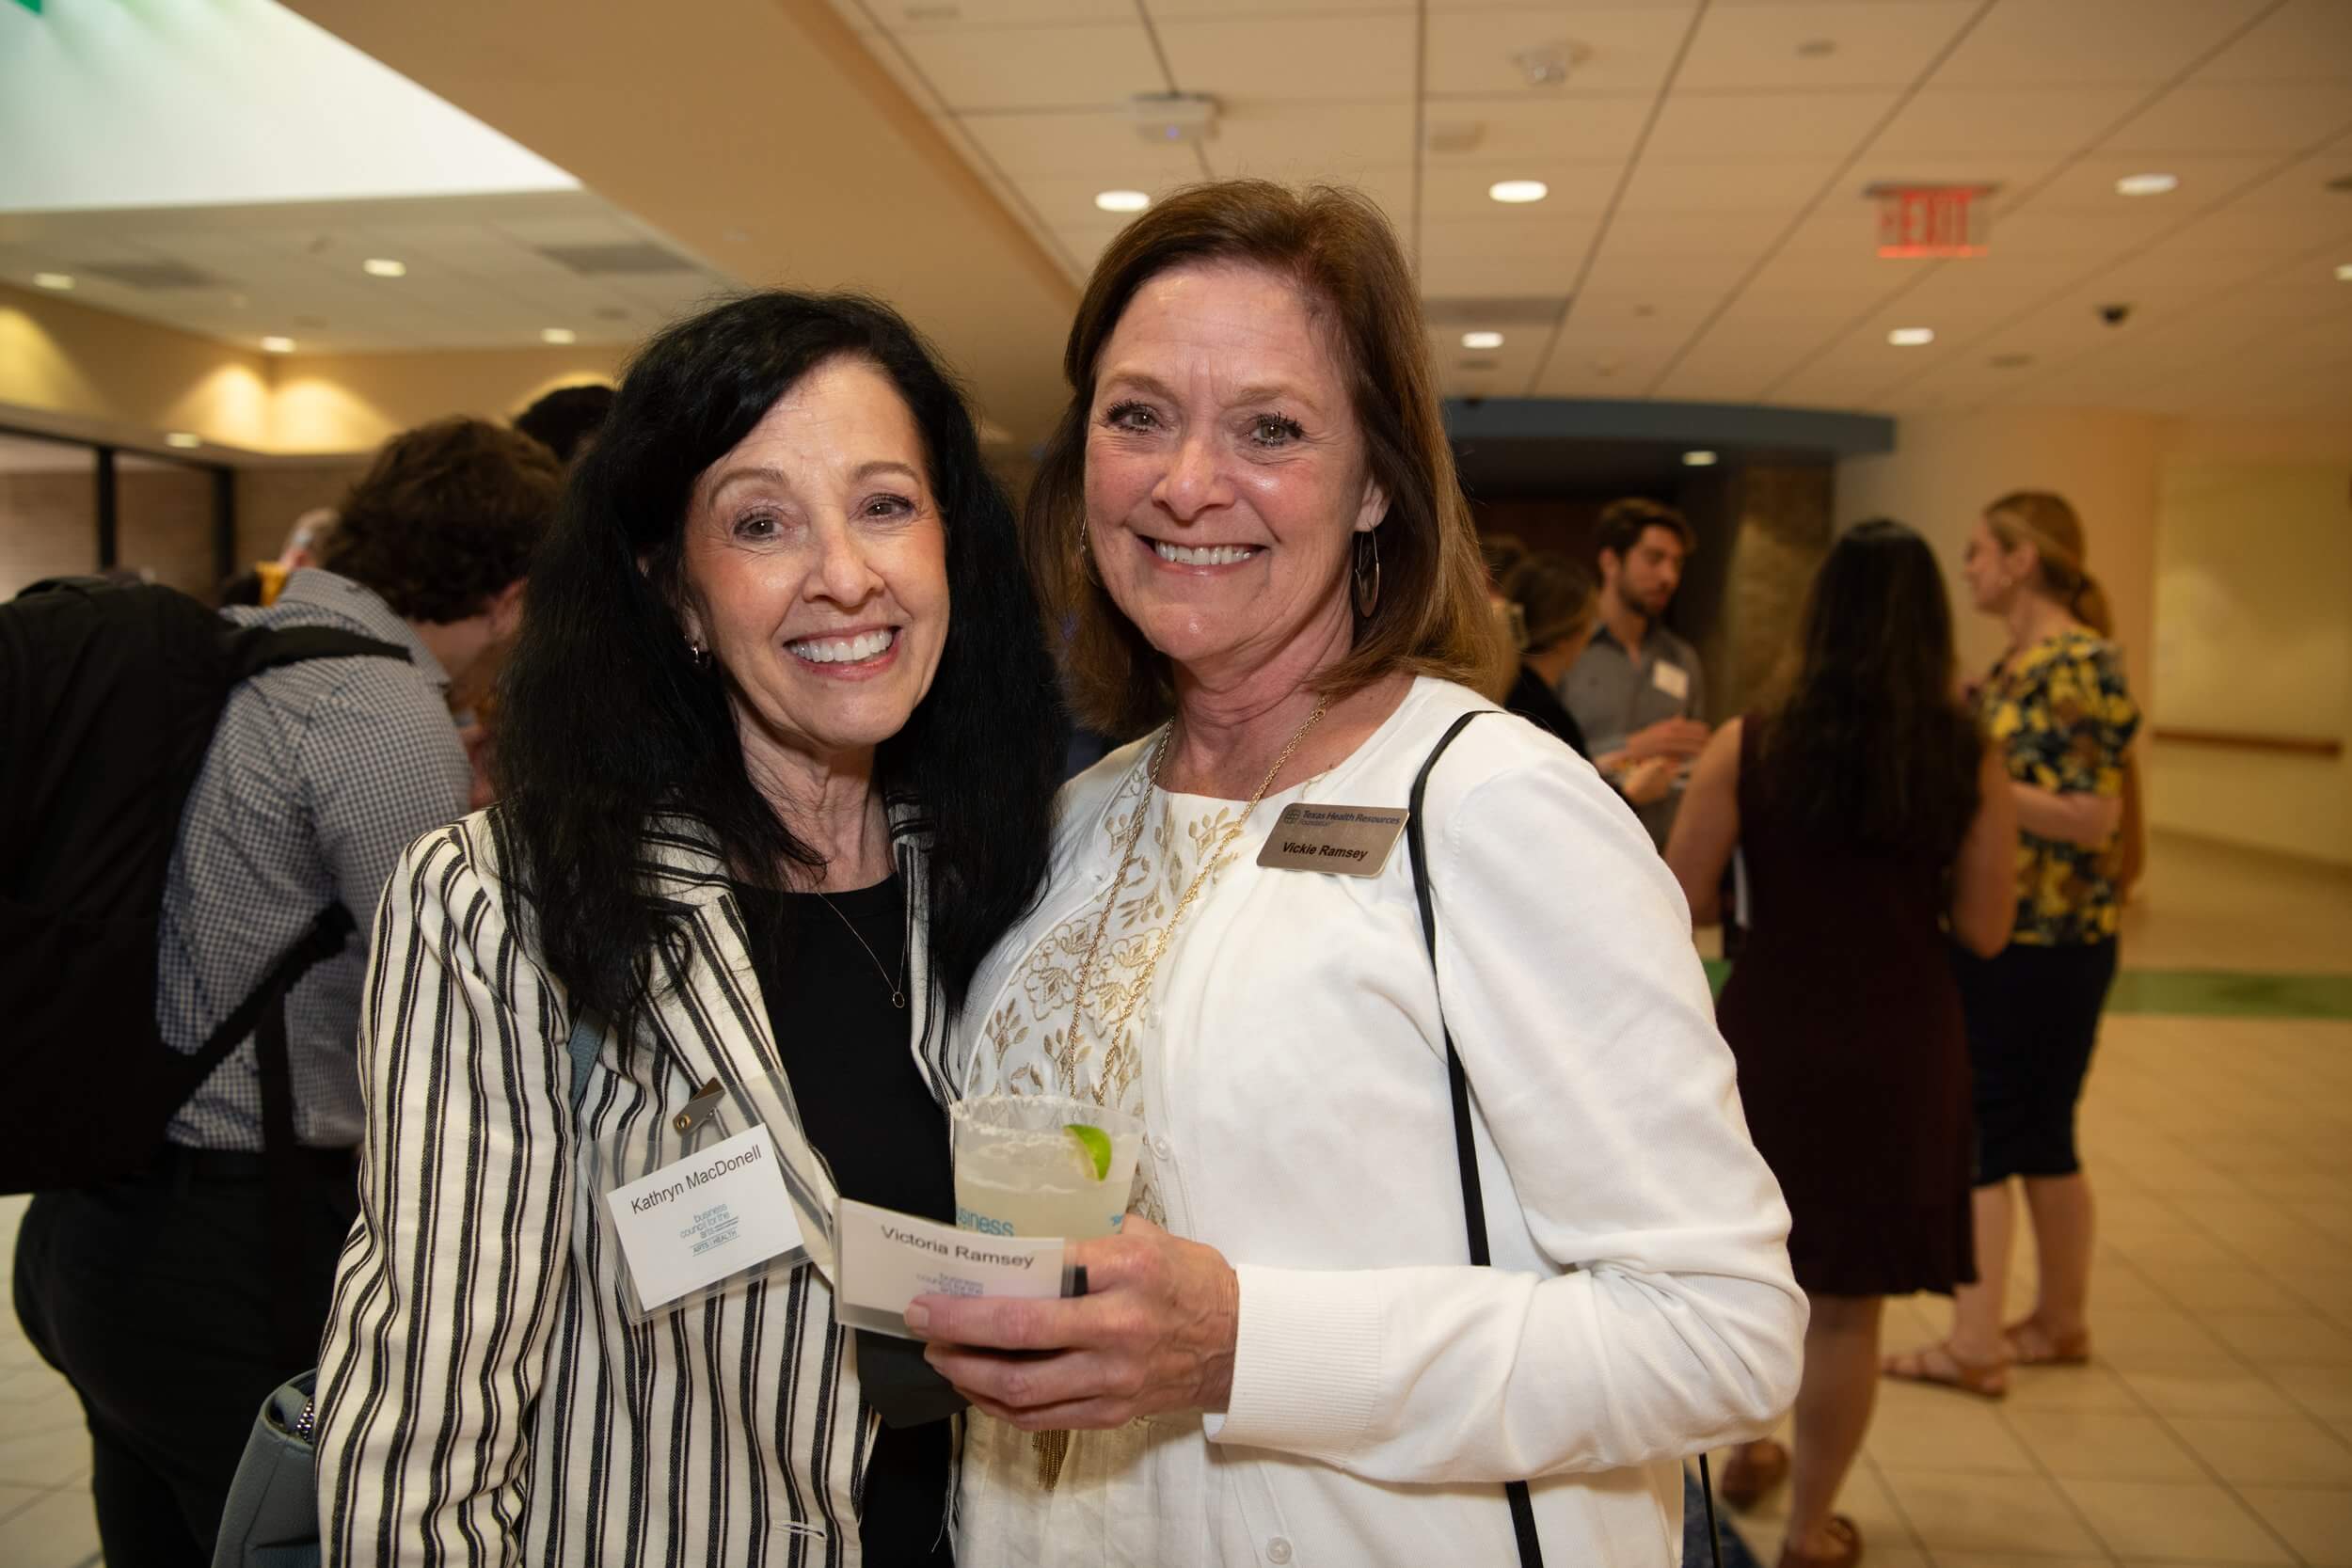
left=1063, top=1123, right=1113, bottom=1181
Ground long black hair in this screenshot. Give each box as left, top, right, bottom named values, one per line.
left=494, top=291, right=1061, bottom=1023
left=1757, top=518, right=1980, bottom=857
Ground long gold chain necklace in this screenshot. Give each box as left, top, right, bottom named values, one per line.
left=1029, top=696, right=1327, bottom=1492
left=1064, top=696, right=1330, bottom=1094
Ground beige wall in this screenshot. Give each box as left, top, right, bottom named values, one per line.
left=0, top=464, right=102, bottom=594
left=0, top=282, right=620, bottom=459
left=1837, top=407, right=2352, bottom=870
left=2149, top=457, right=2352, bottom=867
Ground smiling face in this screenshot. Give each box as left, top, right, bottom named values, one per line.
left=677, top=356, right=949, bottom=783
left=1082, top=260, right=1386, bottom=689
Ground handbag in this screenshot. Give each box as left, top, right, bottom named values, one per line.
left=1406, top=711, right=1724, bottom=1568
left=211, top=1010, right=606, bottom=1568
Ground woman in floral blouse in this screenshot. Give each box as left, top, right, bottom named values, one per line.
left=1885, top=491, right=2140, bottom=1398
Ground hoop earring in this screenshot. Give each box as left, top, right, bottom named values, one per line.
left=1351, top=529, right=1381, bottom=618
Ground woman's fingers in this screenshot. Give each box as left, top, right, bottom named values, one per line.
left=924, top=1342, right=1135, bottom=1415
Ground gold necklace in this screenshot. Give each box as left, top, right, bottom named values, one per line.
left=1064, top=697, right=1330, bottom=1086
left=814, top=890, right=907, bottom=1009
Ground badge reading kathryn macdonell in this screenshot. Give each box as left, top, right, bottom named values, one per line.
left=1256, top=802, right=1409, bottom=878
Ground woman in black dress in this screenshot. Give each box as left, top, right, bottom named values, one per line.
left=1667, top=520, right=2017, bottom=1568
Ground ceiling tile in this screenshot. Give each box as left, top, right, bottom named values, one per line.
left=2102, top=83, right=2352, bottom=155
left=1421, top=211, right=1602, bottom=261
left=1615, top=157, right=1840, bottom=212
left=1678, top=3, right=1979, bottom=91
left=1203, top=101, right=1418, bottom=182
left=1421, top=96, right=1657, bottom=166
left=1871, top=87, right=2153, bottom=156
left=1156, top=14, right=1418, bottom=101
left=1148, top=0, right=1413, bottom=13
left=960, top=111, right=1209, bottom=179
left=1419, top=248, right=1589, bottom=296
left=2184, top=0, right=2352, bottom=84
left=1007, top=172, right=1214, bottom=232
left=1422, top=7, right=1694, bottom=98
left=1422, top=161, right=1623, bottom=215
left=1644, top=89, right=1898, bottom=161
left=1930, top=0, right=2272, bottom=90
left=861, top=0, right=1135, bottom=27
left=2022, top=153, right=2277, bottom=211
left=893, top=23, right=1165, bottom=112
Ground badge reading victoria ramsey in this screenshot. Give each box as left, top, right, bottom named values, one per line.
left=1255, top=802, right=1409, bottom=878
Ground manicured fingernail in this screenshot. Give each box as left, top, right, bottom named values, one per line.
left=904, top=1303, right=930, bottom=1334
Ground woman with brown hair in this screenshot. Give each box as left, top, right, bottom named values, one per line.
left=1668, top=520, right=2018, bottom=1568
left=905, top=181, right=1804, bottom=1567
left=1884, top=491, right=2140, bottom=1397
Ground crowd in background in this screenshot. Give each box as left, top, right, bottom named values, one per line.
left=5, top=178, right=2145, bottom=1568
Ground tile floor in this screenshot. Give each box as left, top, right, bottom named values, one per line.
left=1, top=832, right=2346, bottom=1567
left=1708, top=834, right=2352, bottom=1568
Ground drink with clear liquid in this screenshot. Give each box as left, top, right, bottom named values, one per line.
left=951, top=1095, right=1144, bottom=1241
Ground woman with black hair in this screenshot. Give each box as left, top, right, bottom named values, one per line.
left=1666, top=520, right=2017, bottom=1568
left=312, top=292, right=1061, bottom=1564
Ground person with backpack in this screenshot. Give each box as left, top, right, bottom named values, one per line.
left=8, top=417, right=560, bottom=1568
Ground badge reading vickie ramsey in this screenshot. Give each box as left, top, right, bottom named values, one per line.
left=1256, top=802, right=1409, bottom=878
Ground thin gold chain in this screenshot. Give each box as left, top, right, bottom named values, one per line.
left=1064, top=697, right=1330, bottom=1097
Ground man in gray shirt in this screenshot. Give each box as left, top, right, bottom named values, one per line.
left=12, top=419, right=560, bottom=1568
left=1559, top=498, right=1710, bottom=847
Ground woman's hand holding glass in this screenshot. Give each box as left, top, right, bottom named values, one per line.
left=906, top=1215, right=1240, bottom=1431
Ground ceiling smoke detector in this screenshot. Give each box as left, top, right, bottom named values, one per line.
left=1989, top=353, right=2035, bottom=369
left=1512, top=41, right=1591, bottom=88
left=1795, top=39, right=1837, bottom=58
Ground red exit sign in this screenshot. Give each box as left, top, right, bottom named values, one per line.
left=1868, top=184, right=1996, bottom=258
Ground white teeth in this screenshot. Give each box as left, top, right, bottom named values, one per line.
left=787, top=629, right=896, bottom=665
left=1153, top=542, right=1260, bottom=567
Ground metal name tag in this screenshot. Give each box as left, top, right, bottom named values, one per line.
left=1255, top=802, right=1408, bottom=878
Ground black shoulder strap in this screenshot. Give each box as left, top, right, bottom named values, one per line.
left=1405, top=710, right=1547, bottom=1566
left=227, top=624, right=408, bottom=683
left=1407, top=708, right=1724, bottom=1568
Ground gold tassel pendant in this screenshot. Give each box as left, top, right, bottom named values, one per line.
left=1034, top=1429, right=1070, bottom=1490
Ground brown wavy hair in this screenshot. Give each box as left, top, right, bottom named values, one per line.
left=321, top=418, right=562, bottom=624
left=1025, top=180, right=1501, bottom=737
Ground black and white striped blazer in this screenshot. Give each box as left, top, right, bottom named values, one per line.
left=315, top=808, right=953, bottom=1566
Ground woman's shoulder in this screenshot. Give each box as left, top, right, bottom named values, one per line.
left=1365, top=677, right=1620, bottom=815
left=1049, top=734, right=1157, bottom=860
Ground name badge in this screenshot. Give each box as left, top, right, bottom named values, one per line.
left=834, top=1198, right=1076, bottom=1340
left=604, top=1125, right=806, bottom=1312
left=1256, top=802, right=1408, bottom=878
left=1650, top=661, right=1692, bottom=703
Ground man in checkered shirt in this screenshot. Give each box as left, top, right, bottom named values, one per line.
left=13, top=418, right=562, bottom=1568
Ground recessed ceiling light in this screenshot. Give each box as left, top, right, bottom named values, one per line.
left=1094, top=189, right=1150, bottom=214
left=1683, top=450, right=1720, bottom=467
left=1461, top=330, right=1505, bottom=350
left=33, top=272, right=74, bottom=291
left=261, top=336, right=295, bottom=354
left=2116, top=172, right=2179, bottom=197
left=165, top=433, right=202, bottom=450
left=1488, top=180, right=1549, bottom=205
left=2336, top=262, right=2352, bottom=282
left=1887, top=326, right=1936, bottom=346
left=361, top=258, right=407, bottom=277
left=540, top=327, right=578, bottom=345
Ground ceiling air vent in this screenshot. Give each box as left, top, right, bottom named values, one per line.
left=72, top=259, right=220, bottom=291
left=537, top=242, right=694, bottom=277
left=1457, top=358, right=1502, bottom=372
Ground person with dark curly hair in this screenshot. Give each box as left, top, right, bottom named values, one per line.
left=12, top=417, right=560, bottom=1568
left=314, top=292, right=1063, bottom=1563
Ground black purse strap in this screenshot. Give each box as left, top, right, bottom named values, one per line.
left=1404, top=710, right=1544, bottom=1567
left=1406, top=709, right=1724, bottom=1568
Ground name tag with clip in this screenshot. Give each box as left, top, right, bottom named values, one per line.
left=1256, top=801, right=1409, bottom=878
